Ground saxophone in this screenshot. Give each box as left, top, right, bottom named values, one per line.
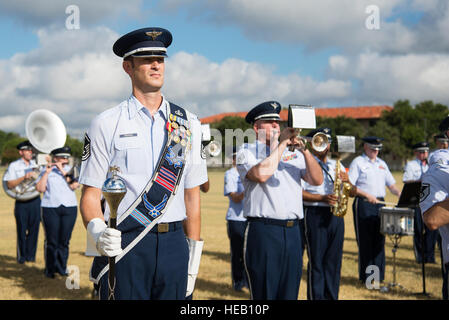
left=331, top=158, right=352, bottom=218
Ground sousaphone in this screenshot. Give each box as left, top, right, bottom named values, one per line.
left=2, top=109, right=67, bottom=201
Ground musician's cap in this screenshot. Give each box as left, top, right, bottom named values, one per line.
left=412, top=141, right=429, bottom=152
left=362, top=136, right=384, bottom=150
left=17, top=140, right=33, bottom=151
left=51, top=146, right=71, bottom=158
left=434, top=133, right=449, bottom=143
left=438, top=116, right=449, bottom=133
left=113, top=27, right=172, bottom=59
left=306, top=127, right=332, bottom=141
left=245, top=101, right=281, bottom=124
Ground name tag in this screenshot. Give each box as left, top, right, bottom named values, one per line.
left=119, top=133, right=138, bottom=138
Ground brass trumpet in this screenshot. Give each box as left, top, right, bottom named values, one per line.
left=288, top=129, right=330, bottom=152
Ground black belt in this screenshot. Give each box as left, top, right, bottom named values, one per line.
left=247, top=217, right=299, bottom=227
left=356, top=196, right=384, bottom=202
left=149, top=220, right=184, bottom=233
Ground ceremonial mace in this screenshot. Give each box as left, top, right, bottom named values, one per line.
left=102, top=166, right=127, bottom=300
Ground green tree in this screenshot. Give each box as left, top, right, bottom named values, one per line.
left=1, top=137, right=27, bottom=165
left=65, top=134, right=83, bottom=160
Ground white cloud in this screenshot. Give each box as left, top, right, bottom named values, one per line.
left=0, top=27, right=129, bottom=138
left=327, top=52, right=449, bottom=105
left=164, top=52, right=352, bottom=116
left=0, top=27, right=354, bottom=138
left=160, top=0, right=449, bottom=55
left=0, top=0, right=143, bottom=27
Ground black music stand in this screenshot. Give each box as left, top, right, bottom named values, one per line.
left=397, top=181, right=430, bottom=297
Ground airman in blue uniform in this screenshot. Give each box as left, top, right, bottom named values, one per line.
left=236, top=101, right=323, bottom=300
left=420, top=116, right=449, bottom=299
left=224, top=148, right=248, bottom=292
left=79, top=27, right=208, bottom=300
left=36, top=146, right=79, bottom=278
left=348, top=136, right=401, bottom=285
left=403, top=142, right=437, bottom=264
left=302, top=127, right=356, bottom=300
left=3, top=140, right=41, bottom=264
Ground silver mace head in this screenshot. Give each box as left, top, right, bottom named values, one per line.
left=102, top=166, right=127, bottom=219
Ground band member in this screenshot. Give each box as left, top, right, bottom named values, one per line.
left=348, top=136, right=401, bottom=285
left=236, top=101, right=323, bottom=300
left=224, top=148, right=248, bottom=292
left=79, top=27, right=208, bottom=299
left=403, top=142, right=437, bottom=264
left=420, top=147, right=449, bottom=300
left=302, top=128, right=356, bottom=300
left=3, top=140, right=41, bottom=264
left=35, top=146, right=79, bottom=278
left=421, top=116, right=449, bottom=299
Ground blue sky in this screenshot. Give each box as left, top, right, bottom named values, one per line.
left=0, top=0, right=448, bottom=138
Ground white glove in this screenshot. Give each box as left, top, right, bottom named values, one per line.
left=186, top=238, right=204, bottom=297
left=87, top=218, right=122, bottom=257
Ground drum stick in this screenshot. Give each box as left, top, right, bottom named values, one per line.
left=377, top=200, right=397, bottom=206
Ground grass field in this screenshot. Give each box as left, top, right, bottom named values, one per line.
left=0, top=167, right=444, bottom=300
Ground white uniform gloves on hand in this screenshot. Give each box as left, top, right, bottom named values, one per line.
left=87, top=218, right=123, bottom=257
left=186, top=238, right=204, bottom=297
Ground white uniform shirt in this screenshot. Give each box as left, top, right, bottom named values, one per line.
left=420, top=149, right=449, bottom=264
left=79, top=95, right=208, bottom=223
left=3, top=158, right=38, bottom=181
left=302, top=156, right=345, bottom=207
left=428, top=148, right=448, bottom=165
left=224, top=166, right=245, bottom=222
left=402, top=158, right=428, bottom=182
left=348, top=153, right=395, bottom=198
left=38, top=165, right=78, bottom=208
left=236, top=140, right=307, bottom=220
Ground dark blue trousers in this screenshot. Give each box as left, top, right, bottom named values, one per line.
left=244, top=218, right=303, bottom=300
left=353, top=197, right=385, bottom=282
left=14, top=196, right=41, bottom=263
left=227, top=220, right=248, bottom=291
left=304, top=206, right=344, bottom=300
left=413, top=206, right=438, bottom=263
left=443, top=261, right=449, bottom=300
left=41, top=205, right=77, bottom=277
left=96, top=222, right=189, bottom=300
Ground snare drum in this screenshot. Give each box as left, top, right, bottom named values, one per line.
left=379, top=206, right=414, bottom=236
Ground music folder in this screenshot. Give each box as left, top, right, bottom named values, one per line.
left=396, top=181, right=422, bottom=208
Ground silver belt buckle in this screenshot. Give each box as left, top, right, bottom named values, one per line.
left=157, top=223, right=169, bottom=233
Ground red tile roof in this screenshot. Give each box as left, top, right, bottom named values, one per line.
left=200, top=105, right=393, bottom=124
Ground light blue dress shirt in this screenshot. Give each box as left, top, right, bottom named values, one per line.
left=38, top=165, right=77, bottom=208
left=3, top=158, right=38, bottom=181
left=348, top=153, right=395, bottom=198
left=224, top=166, right=245, bottom=222
left=420, top=150, right=449, bottom=264
left=402, top=158, right=428, bottom=182
left=236, top=140, right=307, bottom=220
left=79, top=95, right=208, bottom=223
left=302, top=157, right=345, bottom=207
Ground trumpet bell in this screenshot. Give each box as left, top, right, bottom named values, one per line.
left=205, top=141, right=221, bottom=157
left=311, top=132, right=329, bottom=152
left=26, top=109, right=67, bottom=154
